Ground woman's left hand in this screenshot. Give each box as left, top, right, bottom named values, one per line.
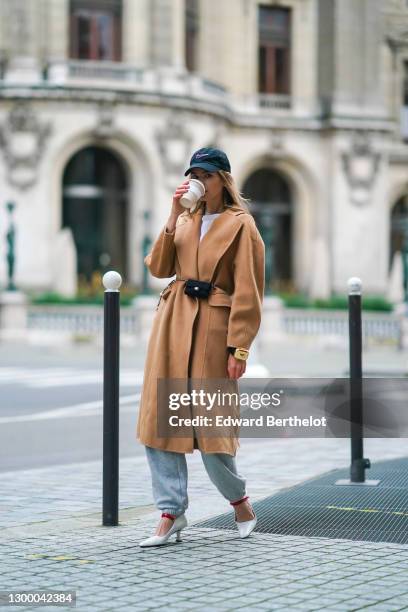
left=227, top=354, right=247, bottom=379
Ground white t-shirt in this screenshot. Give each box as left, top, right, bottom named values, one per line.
left=200, top=212, right=221, bottom=241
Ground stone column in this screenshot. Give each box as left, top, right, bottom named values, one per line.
left=46, top=0, right=69, bottom=62
left=333, top=0, right=384, bottom=115
left=122, top=0, right=150, bottom=65
left=318, top=0, right=385, bottom=116
left=149, top=0, right=185, bottom=70
left=3, top=0, right=44, bottom=82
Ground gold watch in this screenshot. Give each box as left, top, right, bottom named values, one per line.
left=233, top=348, right=249, bottom=361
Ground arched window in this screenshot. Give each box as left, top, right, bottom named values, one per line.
left=390, top=195, right=408, bottom=270
left=243, top=169, right=293, bottom=293
left=62, top=146, right=128, bottom=283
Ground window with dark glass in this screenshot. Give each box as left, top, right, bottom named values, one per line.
left=185, top=0, right=199, bottom=71
left=70, top=0, right=122, bottom=61
left=258, top=5, right=291, bottom=94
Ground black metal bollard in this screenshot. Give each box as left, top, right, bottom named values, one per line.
left=102, top=271, right=122, bottom=526
left=347, top=277, right=370, bottom=483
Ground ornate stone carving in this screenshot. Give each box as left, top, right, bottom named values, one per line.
left=341, top=131, right=381, bottom=206
left=269, top=129, right=285, bottom=157
left=386, top=29, right=408, bottom=50
left=0, top=101, right=52, bottom=191
left=155, top=112, right=193, bottom=187
left=385, top=11, right=408, bottom=50
left=211, top=121, right=227, bottom=149
left=94, top=101, right=116, bottom=139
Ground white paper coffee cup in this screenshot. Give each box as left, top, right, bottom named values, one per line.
left=180, top=179, right=206, bottom=210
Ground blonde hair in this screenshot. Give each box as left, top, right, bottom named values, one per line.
left=190, top=170, right=252, bottom=216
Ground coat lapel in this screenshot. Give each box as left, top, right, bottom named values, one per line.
left=175, top=205, right=246, bottom=282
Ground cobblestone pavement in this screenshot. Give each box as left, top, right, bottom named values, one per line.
left=1, top=438, right=408, bottom=612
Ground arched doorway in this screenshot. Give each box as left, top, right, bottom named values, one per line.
left=390, top=194, right=408, bottom=302
left=62, top=146, right=128, bottom=284
left=242, top=168, right=293, bottom=293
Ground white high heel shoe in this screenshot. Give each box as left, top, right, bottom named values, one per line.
left=139, top=513, right=188, bottom=548
left=231, top=496, right=258, bottom=539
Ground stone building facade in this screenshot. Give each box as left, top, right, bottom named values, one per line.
left=0, top=0, right=407, bottom=298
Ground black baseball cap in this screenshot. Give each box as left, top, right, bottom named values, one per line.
left=184, top=147, right=231, bottom=176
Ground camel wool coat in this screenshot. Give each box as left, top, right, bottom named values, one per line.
left=136, top=203, right=265, bottom=456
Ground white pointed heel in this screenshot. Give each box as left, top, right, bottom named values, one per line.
left=235, top=512, right=257, bottom=538
left=139, top=513, right=188, bottom=548
left=230, top=495, right=258, bottom=539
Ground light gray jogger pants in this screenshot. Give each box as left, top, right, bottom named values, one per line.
left=144, top=445, right=247, bottom=517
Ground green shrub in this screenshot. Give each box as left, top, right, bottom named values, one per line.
left=277, top=292, right=393, bottom=311
left=312, top=295, right=349, bottom=310
left=277, top=292, right=310, bottom=308
left=28, top=289, right=394, bottom=312
left=360, top=296, right=393, bottom=312
left=29, top=290, right=140, bottom=306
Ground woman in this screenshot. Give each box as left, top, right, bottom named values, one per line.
left=137, top=147, right=265, bottom=547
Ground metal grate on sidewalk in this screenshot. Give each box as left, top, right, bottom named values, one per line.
left=193, top=456, right=408, bottom=545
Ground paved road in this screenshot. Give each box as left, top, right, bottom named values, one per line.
left=0, top=365, right=144, bottom=471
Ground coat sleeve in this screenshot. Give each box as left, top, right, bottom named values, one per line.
left=144, top=225, right=177, bottom=279
left=226, top=218, right=265, bottom=352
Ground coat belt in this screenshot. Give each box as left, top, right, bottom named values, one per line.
left=175, top=277, right=230, bottom=297
left=160, top=278, right=230, bottom=298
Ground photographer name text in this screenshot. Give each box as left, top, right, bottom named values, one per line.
left=167, top=415, right=327, bottom=427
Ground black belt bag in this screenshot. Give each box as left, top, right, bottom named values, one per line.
left=184, top=278, right=214, bottom=298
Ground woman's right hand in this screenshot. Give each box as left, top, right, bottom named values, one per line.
left=171, top=179, right=190, bottom=218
